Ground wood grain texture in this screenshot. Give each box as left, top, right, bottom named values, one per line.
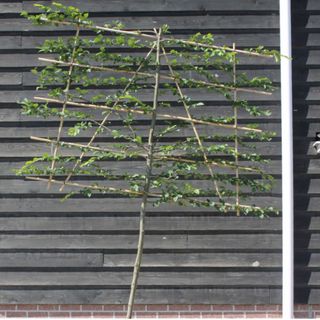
left=0, top=0, right=288, bottom=305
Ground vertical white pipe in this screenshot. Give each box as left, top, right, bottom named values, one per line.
left=280, top=0, right=294, bottom=318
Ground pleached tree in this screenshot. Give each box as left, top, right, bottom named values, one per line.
left=18, top=3, right=280, bottom=318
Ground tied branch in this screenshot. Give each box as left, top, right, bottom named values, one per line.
left=126, top=28, right=162, bottom=319
left=47, top=25, right=80, bottom=189
left=58, top=44, right=157, bottom=191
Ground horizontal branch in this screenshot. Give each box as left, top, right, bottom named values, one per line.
left=34, top=96, right=262, bottom=133
left=30, top=135, right=146, bottom=156
left=30, top=136, right=261, bottom=173
left=39, top=17, right=274, bottom=58
left=27, top=177, right=267, bottom=214
left=26, top=176, right=161, bottom=198
left=38, top=57, right=272, bottom=96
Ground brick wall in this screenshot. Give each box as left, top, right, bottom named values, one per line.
left=0, top=304, right=316, bottom=318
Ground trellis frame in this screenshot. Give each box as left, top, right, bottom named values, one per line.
left=19, top=5, right=279, bottom=318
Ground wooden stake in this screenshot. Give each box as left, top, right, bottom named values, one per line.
left=233, top=44, right=240, bottom=216
left=161, top=45, right=223, bottom=201
left=39, top=17, right=274, bottom=58
left=38, top=57, right=272, bottom=96
left=34, top=96, right=263, bottom=133
left=58, top=44, right=156, bottom=191
left=29, top=135, right=262, bottom=174
left=47, top=26, right=80, bottom=189
left=126, top=28, right=162, bottom=319
left=26, top=176, right=160, bottom=197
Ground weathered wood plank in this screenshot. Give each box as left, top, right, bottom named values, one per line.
left=103, top=252, right=282, bottom=268
left=0, top=234, right=282, bottom=249
left=0, top=141, right=282, bottom=157
left=0, top=16, right=279, bottom=33
left=21, top=69, right=281, bottom=86
left=0, top=105, right=282, bottom=123
left=294, top=0, right=320, bottom=11
left=0, top=0, right=286, bottom=306
left=0, top=124, right=282, bottom=139
left=0, top=216, right=281, bottom=231
left=0, top=2, right=22, bottom=14
left=0, top=53, right=279, bottom=69
left=0, top=197, right=282, bottom=213
left=0, top=159, right=283, bottom=176
left=0, top=252, right=103, bottom=267
left=22, top=0, right=279, bottom=13
left=0, top=73, right=22, bottom=86
left=296, top=234, right=320, bottom=249
left=20, top=34, right=280, bottom=51
left=0, top=271, right=281, bottom=286
left=0, top=37, right=21, bottom=51
left=0, top=179, right=283, bottom=195
left=0, top=288, right=281, bottom=304
left=0, top=88, right=280, bottom=105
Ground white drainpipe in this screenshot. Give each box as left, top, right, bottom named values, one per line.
left=280, top=0, right=294, bottom=318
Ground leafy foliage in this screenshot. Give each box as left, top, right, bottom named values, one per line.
left=19, top=3, right=279, bottom=218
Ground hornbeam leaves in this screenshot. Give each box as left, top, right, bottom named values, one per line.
left=19, top=3, right=279, bottom=316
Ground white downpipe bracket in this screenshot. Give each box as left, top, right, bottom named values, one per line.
left=280, top=0, right=294, bottom=318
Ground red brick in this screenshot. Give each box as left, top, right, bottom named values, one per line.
left=223, top=312, right=245, bottom=318
left=124, top=304, right=146, bottom=311
left=6, top=312, right=27, bottom=317
left=266, top=313, right=282, bottom=318
left=147, top=305, right=168, bottom=311
left=168, top=305, right=190, bottom=311
left=135, top=312, right=157, bottom=318
left=81, top=305, right=103, bottom=311
left=256, top=305, right=278, bottom=311
left=190, top=304, right=211, bottom=311
left=38, top=305, right=60, bottom=311
left=71, top=312, right=92, bottom=317
left=158, top=312, right=179, bottom=318
left=212, top=305, right=234, bottom=311
left=17, top=304, right=37, bottom=311
left=114, top=312, right=127, bottom=318
left=49, top=312, right=70, bottom=317
left=234, top=305, right=255, bottom=311
left=201, top=312, right=224, bottom=318
left=179, top=312, right=201, bottom=318
left=28, top=312, right=49, bottom=317
left=312, top=304, right=320, bottom=311
left=103, top=304, right=124, bottom=311
left=0, top=305, right=16, bottom=311
left=60, top=305, right=81, bottom=311
left=294, top=304, right=309, bottom=310
left=294, top=311, right=310, bottom=318
left=93, top=312, right=114, bottom=318
left=0, top=312, right=5, bottom=317
left=246, top=312, right=267, bottom=318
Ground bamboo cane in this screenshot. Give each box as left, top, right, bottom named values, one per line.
left=38, top=57, right=272, bottom=96
left=162, top=45, right=223, bottom=201
left=39, top=17, right=274, bottom=58
left=233, top=43, right=240, bottom=216
left=34, top=96, right=263, bottom=133
left=47, top=25, right=80, bottom=189
left=29, top=135, right=262, bottom=174
left=26, top=176, right=160, bottom=197
left=58, top=44, right=156, bottom=191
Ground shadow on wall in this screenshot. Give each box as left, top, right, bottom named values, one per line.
left=292, top=0, right=313, bottom=305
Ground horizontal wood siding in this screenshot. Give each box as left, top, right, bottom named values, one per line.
left=293, top=0, right=320, bottom=304
left=0, top=0, right=285, bottom=304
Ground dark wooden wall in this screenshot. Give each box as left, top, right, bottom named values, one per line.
left=292, top=0, right=320, bottom=304
left=0, top=0, right=293, bottom=305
